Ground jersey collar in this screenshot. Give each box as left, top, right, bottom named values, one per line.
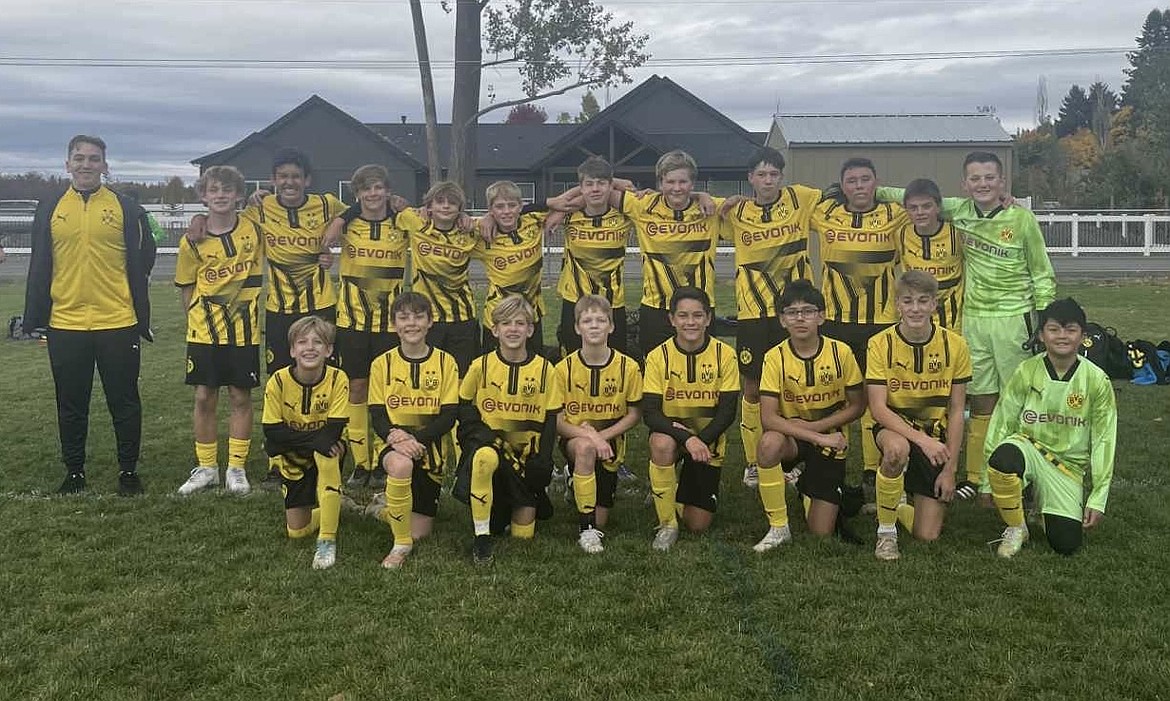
left=1043, top=355, right=1080, bottom=382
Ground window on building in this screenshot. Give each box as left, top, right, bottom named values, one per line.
left=705, top=180, right=749, bottom=197
left=515, top=182, right=536, bottom=204
left=338, top=181, right=353, bottom=203
left=244, top=180, right=270, bottom=199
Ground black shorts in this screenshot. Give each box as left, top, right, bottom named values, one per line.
left=736, top=317, right=788, bottom=380
left=411, top=467, right=443, bottom=518
left=638, top=305, right=672, bottom=360
left=781, top=439, right=846, bottom=505
left=488, top=448, right=553, bottom=518
left=335, top=327, right=398, bottom=380
left=557, top=298, right=629, bottom=356
left=265, top=307, right=337, bottom=374
left=820, top=320, right=890, bottom=374
left=427, top=319, right=480, bottom=374
left=185, top=342, right=260, bottom=389
left=281, top=460, right=319, bottom=510
left=480, top=320, right=545, bottom=358
left=873, top=427, right=945, bottom=500
left=675, top=457, right=720, bottom=513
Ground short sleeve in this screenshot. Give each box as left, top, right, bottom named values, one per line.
left=547, top=362, right=568, bottom=413
left=953, top=336, right=973, bottom=384
left=262, top=374, right=283, bottom=424
left=759, top=347, right=782, bottom=396
left=324, top=193, right=347, bottom=220
left=625, top=364, right=644, bottom=405
left=329, top=369, right=350, bottom=420
left=642, top=348, right=665, bottom=395
left=866, top=336, right=888, bottom=384
left=460, top=362, right=482, bottom=402
left=174, top=238, right=199, bottom=287
left=440, top=353, right=460, bottom=406
left=367, top=352, right=389, bottom=408
left=719, top=342, right=740, bottom=392
left=395, top=207, right=427, bottom=234
left=841, top=343, right=864, bottom=388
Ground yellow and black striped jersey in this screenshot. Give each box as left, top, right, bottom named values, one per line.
left=811, top=200, right=908, bottom=325
left=548, top=349, right=643, bottom=466
left=248, top=192, right=346, bottom=314
left=897, top=221, right=964, bottom=330
left=477, top=209, right=546, bottom=324
left=394, top=208, right=478, bottom=324
left=335, top=214, right=407, bottom=333
left=760, top=337, right=863, bottom=422
left=620, top=191, right=722, bottom=310
left=866, top=324, right=971, bottom=439
left=556, top=208, right=631, bottom=307
left=262, top=365, right=349, bottom=465
left=723, top=186, right=819, bottom=320
left=460, top=351, right=554, bottom=461
left=175, top=217, right=264, bottom=346
left=367, top=346, right=460, bottom=476
left=643, top=337, right=739, bottom=465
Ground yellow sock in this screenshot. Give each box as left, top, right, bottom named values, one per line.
left=195, top=441, right=217, bottom=468
left=384, top=476, right=413, bottom=546
left=757, top=465, right=789, bottom=528
left=876, top=471, right=904, bottom=530
left=740, top=398, right=761, bottom=469
left=802, top=495, right=811, bottom=518
left=346, top=402, right=370, bottom=471
left=896, top=501, right=916, bottom=532
left=965, top=414, right=990, bottom=485
left=511, top=521, right=536, bottom=539
left=649, top=461, right=678, bottom=528
left=316, top=454, right=342, bottom=540
left=470, top=447, right=499, bottom=535
left=572, top=471, right=596, bottom=516
left=227, top=438, right=249, bottom=469
left=861, top=411, right=880, bottom=475
left=988, top=468, right=1025, bottom=527
left=286, top=509, right=321, bottom=539
left=446, top=428, right=461, bottom=470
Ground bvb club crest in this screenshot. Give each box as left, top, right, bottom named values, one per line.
left=1066, top=393, right=1085, bottom=410
left=521, top=377, right=537, bottom=397
left=313, top=394, right=329, bottom=413
left=999, top=227, right=1015, bottom=242
left=424, top=372, right=439, bottom=391
left=928, top=356, right=942, bottom=373
left=243, top=238, right=255, bottom=253
left=819, top=367, right=834, bottom=386
left=1082, top=337, right=1094, bottom=348
left=602, top=378, right=618, bottom=397
left=700, top=364, right=715, bottom=384
left=739, top=348, right=753, bottom=367
left=101, top=208, right=117, bottom=227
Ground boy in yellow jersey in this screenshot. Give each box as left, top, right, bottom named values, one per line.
left=368, top=292, right=460, bottom=568
left=643, top=287, right=740, bottom=551
left=866, top=271, right=971, bottom=561
left=261, top=316, right=350, bottom=569
left=175, top=166, right=263, bottom=497
left=554, top=157, right=632, bottom=355
left=812, top=157, right=908, bottom=507
left=899, top=179, right=963, bottom=332
left=754, top=280, right=865, bottom=551
left=717, top=147, right=820, bottom=491
left=548, top=295, right=644, bottom=553
left=455, top=295, right=556, bottom=565
left=318, top=165, right=407, bottom=490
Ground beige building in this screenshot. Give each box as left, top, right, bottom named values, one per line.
left=766, top=114, right=1012, bottom=195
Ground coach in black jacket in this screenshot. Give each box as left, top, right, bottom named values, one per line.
left=23, top=135, right=157, bottom=496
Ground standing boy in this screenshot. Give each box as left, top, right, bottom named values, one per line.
left=898, top=179, right=964, bottom=331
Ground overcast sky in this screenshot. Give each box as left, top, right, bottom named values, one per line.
left=0, top=0, right=1156, bottom=182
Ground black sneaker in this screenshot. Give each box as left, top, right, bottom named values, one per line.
left=954, top=480, right=979, bottom=500
left=117, top=471, right=144, bottom=496
left=259, top=467, right=282, bottom=491
left=368, top=468, right=386, bottom=492
left=472, top=535, right=494, bottom=565
left=345, top=468, right=371, bottom=489
left=58, top=471, right=86, bottom=494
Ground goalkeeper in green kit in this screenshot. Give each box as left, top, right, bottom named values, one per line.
left=878, top=151, right=1056, bottom=499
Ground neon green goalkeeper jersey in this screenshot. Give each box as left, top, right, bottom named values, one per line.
left=984, top=354, right=1117, bottom=513
left=877, top=188, right=1056, bottom=317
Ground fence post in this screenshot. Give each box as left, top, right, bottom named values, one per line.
left=1070, top=213, right=1079, bottom=257
left=1145, top=214, right=1155, bottom=256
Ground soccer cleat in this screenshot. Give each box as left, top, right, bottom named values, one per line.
left=874, top=533, right=900, bottom=561
left=312, top=539, right=337, bottom=569
left=752, top=524, right=793, bottom=553
left=578, top=527, right=605, bottom=554
left=368, top=468, right=387, bottom=492
left=742, top=464, right=759, bottom=488
left=178, top=467, right=220, bottom=496
left=652, top=525, right=679, bottom=552
left=381, top=544, right=413, bottom=569
left=617, top=464, right=636, bottom=482
left=954, top=480, right=979, bottom=500
left=117, top=471, right=144, bottom=497
left=58, top=471, right=86, bottom=494
left=995, top=525, right=1029, bottom=559
left=259, top=467, right=282, bottom=491
left=472, top=535, right=494, bottom=565
left=784, top=466, right=803, bottom=485
left=345, top=468, right=371, bottom=489
left=224, top=467, right=251, bottom=495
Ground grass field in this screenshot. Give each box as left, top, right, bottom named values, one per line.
left=1, top=278, right=1169, bottom=700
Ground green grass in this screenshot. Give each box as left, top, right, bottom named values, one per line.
left=1, top=278, right=1169, bottom=700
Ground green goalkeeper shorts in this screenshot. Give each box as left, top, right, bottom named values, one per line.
left=1001, top=436, right=1084, bottom=522
left=963, top=312, right=1035, bottom=396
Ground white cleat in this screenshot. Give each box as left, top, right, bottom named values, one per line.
left=223, top=467, right=251, bottom=495
left=742, top=464, right=759, bottom=488
left=994, top=525, right=1029, bottom=558
left=312, top=539, right=337, bottom=569
left=652, top=525, right=679, bottom=552
left=178, top=467, right=219, bottom=495
left=578, top=527, right=605, bottom=554
left=753, top=525, right=793, bottom=553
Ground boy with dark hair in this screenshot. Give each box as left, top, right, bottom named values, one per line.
left=261, top=316, right=350, bottom=569
left=899, top=178, right=963, bottom=330
left=175, top=165, right=262, bottom=496
left=642, top=286, right=740, bottom=551
left=866, top=271, right=971, bottom=561
left=983, top=298, right=1116, bottom=557
left=548, top=295, right=643, bottom=553
left=753, top=280, right=865, bottom=551
left=368, top=291, right=460, bottom=568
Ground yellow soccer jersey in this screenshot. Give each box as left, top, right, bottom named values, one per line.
left=866, top=325, right=972, bottom=439
left=477, top=209, right=546, bottom=323
left=723, top=186, right=819, bottom=320
left=368, top=346, right=460, bottom=477
left=643, top=337, right=740, bottom=466
left=262, top=365, right=350, bottom=466
left=336, top=214, right=407, bottom=333
left=760, top=337, right=863, bottom=421
left=898, top=221, right=965, bottom=330
left=811, top=201, right=908, bottom=325
left=460, top=351, right=554, bottom=461
left=395, top=208, right=478, bottom=324
left=620, top=191, right=722, bottom=310
left=249, top=192, right=346, bottom=314
left=174, top=217, right=264, bottom=346
left=547, top=349, right=644, bottom=467
left=556, top=208, right=631, bottom=307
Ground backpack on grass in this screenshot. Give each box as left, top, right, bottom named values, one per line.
left=1079, top=323, right=1131, bottom=380
left=1127, top=340, right=1170, bottom=385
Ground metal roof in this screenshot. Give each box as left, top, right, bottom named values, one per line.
left=369, top=123, right=576, bottom=170
left=772, top=114, right=1012, bottom=145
